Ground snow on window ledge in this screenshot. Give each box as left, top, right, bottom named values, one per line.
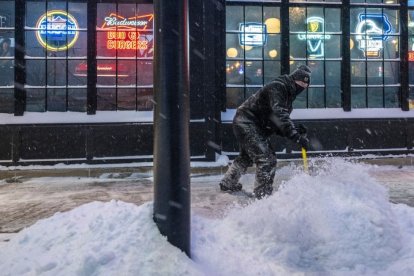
left=221, top=108, right=414, bottom=122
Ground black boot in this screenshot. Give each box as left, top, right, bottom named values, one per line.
left=219, top=182, right=243, bottom=192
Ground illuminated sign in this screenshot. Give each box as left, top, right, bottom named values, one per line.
left=35, top=10, right=79, bottom=51
left=99, top=13, right=154, bottom=53
left=0, top=15, right=6, bottom=27
left=409, top=51, right=414, bottom=62
left=239, top=23, right=267, bottom=47
left=355, top=14, right=391, bottom=58
left=297, top=17, right=331, bottom=58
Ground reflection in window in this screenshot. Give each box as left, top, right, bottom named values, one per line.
left=0, top=1, right=15, bottom=113
left=96, top=3, right=154, bottom=111
left=409, top=7, right=414, bottom=109
left=226, top=4, right=281, bottom=109
left=290, top=7, right=342, bottom=108
left=350, top=8, right=400, bottom=108
left=25, top=1, right=88, bottom=112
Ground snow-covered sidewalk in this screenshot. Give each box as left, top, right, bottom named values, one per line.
left=1, top=158, right=414, bottom=275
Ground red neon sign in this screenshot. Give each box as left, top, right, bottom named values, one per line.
left=409, top=51, right=414, bottom=62
left=99, top=13, right=154, bottom=51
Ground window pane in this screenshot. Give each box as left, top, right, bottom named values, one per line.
left=117, top=60, right=136, bottom=86
left=26, top=60, right=46, bottom=86
left=264, top=61, right=280, bottom=84
left=384, top=61, right=399, bottom=85
left=226, top=34, right=244, bottom=59
left=289, top=8, right=306, bottom=32
left=137, top=60, right=153, bottom=86
left=227, top=60, right=245, bottom=85
left=264, top=35, right=280, bottom=60
left=0, top=89, right=13, bottom=113
left=326, top=86, right=342, bottom=108
left=245, top=61, right=263, bottom=85
left=117, top=89, right=136, bottom=110
left=47, top=89, right=66, bottom=111
left=351, top=61, right=366, bottom=85
left=68, top=89, right=86, bottom=112
left=26, top=89, right=46, bottom=112
left=0, top=36, right=13, bottom=86
left=137, top=88, right=153, bottom=111
left=97, top=60, right=116, bottom=86
left=367, top=87, right=383, bottom=108
left=308, top=88, right=325, bottom=108
left=352, top=87, right=366, bottom=108
left=367, top=62, right=383, bottom=85
left=97, top=89, right=116, bottom=111
left=325, top=35, right=341, bottom=58
left=226, top=87, right=244, bottom=109
left=47, top=60, right=67, bottom=86
left=308, top=61, right=324, bottom=86
left=384, top=87, right=399, bottom=107
left=69, top=60, right=87, bottom=86
left=226, top=6, right=243, bottom=31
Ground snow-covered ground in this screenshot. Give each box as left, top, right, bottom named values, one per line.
left=1, top=158, right=414, bottom=275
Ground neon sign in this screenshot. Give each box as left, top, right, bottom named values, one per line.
left=297, top=17, right=331, bottom=58
left=99, top=13, right=154, bottom=52
left=35, top=10, right=79, bottom=51
left=355, top=14, right=392, bottom=58
left=409, top=51, right=414, bottom=62
left=239, top=23, right=267, bottom=47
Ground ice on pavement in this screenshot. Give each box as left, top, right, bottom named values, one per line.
left=1, top=159, right=414, bottom=275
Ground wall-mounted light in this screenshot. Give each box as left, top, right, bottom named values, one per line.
left=268, top=49, right=278, bottom=58
left=227, top=48, right=238, bottom=58
left=264, top=18, right=280, bottom=34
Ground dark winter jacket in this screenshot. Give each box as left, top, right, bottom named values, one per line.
left=234, top=74, right=300, bottom=138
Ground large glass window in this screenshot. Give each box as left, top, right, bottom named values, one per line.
left=25, top=1, right=88, bottom=112
left=0, top=0, right=15, bottom=113
left=96, top=3, right=154, bottom=111
left=409, top=4, right=414, bottom=109
left=350, top=8, right=400, bottom=108
left=290, top=7, right=342, bottom=108
left=226, top=4, right=281, bottom=109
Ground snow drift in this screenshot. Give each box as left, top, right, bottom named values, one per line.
left=1, top=159, right=414, bottom=275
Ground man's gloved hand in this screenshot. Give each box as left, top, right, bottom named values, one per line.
left=293, top=133, right=310, bottom=150
left=295, top=124, right=308, bottom=135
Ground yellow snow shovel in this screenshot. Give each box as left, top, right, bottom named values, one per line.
left=301, top=147, right=309, bottom=174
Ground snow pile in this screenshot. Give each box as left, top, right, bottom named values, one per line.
left=1, top=159, right=414, bottom=275
left=192, top=159, right=414, bottom=275
left=0, top=201, right=202, bottom=276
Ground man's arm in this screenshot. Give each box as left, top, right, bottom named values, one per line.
left=267, top=83, right=297, bottom=138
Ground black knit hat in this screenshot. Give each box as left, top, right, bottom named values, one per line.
left=290, top=65, right=312, bottom=85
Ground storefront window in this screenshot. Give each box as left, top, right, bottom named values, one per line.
left=290, top=7, right=342, bottom=108
left=96, top=3, right=154, bottom=111
left=0, top=0, right=14, bottom=113
left=25, top=1, right=88, bottom=112
left=350, top=8, right=400, bottom=108
left=409, top=5, right=414, bottom=109
left=226, top=5, right=281, bottom=109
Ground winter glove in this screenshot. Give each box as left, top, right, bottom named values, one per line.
left=295, top=124, right=308, bottom=135
left=292, top=133, right=310, bottom=150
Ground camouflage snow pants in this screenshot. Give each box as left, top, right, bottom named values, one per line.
left=220, top=120, right=277, bottom=198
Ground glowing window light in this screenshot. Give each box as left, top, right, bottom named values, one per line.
left=35, top=10, right=79, bottom=52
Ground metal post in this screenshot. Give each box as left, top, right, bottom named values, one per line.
left=153, top=0, right=191, bottom=257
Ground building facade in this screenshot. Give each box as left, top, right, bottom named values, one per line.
left=0, top=0, right=413, bottom=165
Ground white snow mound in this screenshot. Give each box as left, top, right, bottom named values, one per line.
left=193, top=159, right=414, bottom=275
left=0, top=201, right=202, bottom=276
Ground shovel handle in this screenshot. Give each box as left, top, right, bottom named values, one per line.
left=301, top=147, right=309, bottom=174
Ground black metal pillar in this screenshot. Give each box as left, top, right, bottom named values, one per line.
left=87, top=0, right=97, bottom=115
left=341, top=0, right=351, bottom=111
left=14, top=0, right=26, bottom=116
left=153, top=0, right=191, bottom=257
left=280, top=0, right=290, bottom=75
left=401, top=0, right=409, bottom=111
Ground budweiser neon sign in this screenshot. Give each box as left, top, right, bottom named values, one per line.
left=99, top=13, right=154, bottom=51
